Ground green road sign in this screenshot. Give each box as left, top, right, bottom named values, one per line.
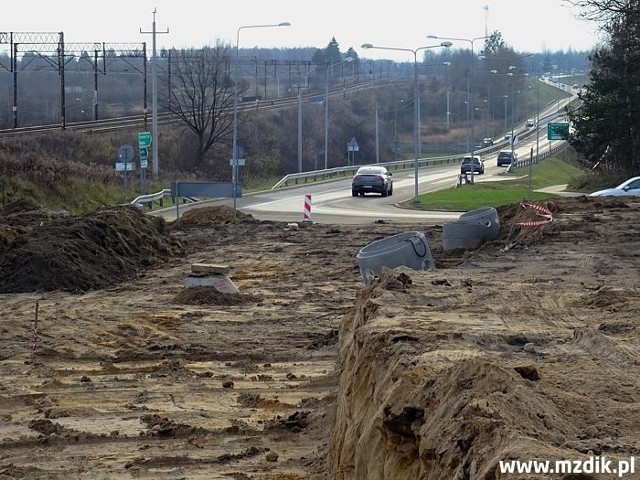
left=138, top=131, right=152, bottom=148
left=547, top=122, right=569, bottom=140
left=139, top=147, right=148, bottom=161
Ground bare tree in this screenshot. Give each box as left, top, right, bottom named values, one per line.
left=161, top=43, right=236, bottom=171
left=567, top=0, right=640, bottom=23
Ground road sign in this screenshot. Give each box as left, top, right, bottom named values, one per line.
left=229, top=158, right=246, bottom=166
left=140, top=159, right=148, bottom=169
left=115, top=162, right=136, bottom=172
left=230, top=145, right=245, bottom=160
left=138, top=131, right=152, bottom=148
left=117, top=144, right=135, bottom=162
left=547, top=122, right=569, bottom=140
left=347, top=137, right=359, bottom=152
left=139, top=147, right=148, bottom=161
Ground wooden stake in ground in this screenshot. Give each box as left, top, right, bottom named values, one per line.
left=31, top=300, right=40, bottom=351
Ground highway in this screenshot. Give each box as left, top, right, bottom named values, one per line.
left=154, top=83, right=575, bottom=225
left=156, top=128, right=567, bottom=225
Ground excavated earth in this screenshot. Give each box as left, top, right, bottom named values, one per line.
left=0, top=196, right=638, bottom=479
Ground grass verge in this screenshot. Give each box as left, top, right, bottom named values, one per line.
left=411, top=156, right=586, bottom=211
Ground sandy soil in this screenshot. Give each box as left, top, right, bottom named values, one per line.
left=0, top=197, right=638, bottom=479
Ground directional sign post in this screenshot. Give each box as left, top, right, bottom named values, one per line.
left=138, top=131, right=151, bottom=148
left=117, top=144, right=135, bottom=202
left=547, top=122, right=569, bottom=140
left=347, top=137, right=359, bottom=166
left=138, top=132, right=151, bottom=195
left=230, top=145, right=245, bottom=211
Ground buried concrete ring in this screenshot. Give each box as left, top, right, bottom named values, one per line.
left=356, top=231, right=435, bottom=284
left=442, top=207, right=501, bottom=252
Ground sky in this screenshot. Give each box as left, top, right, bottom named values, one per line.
left=3, top=1, right=603, bottom=61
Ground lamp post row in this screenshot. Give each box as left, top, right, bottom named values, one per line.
left=150, top=20, right=533, bottom=201
left=324, top=57, right=354, bottom=170
left=232, top=22, right=291, bottom=211
left=428, top=35, right=489, bottom=184
left=361, top=41, right=452, bottom=203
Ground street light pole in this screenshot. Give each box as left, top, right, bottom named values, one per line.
left=232, top=22, right=290, bottom=211
left=324, top=57, right=353, bottom=170
left=532, top=66, right=541, bottom=196
left=503, top=95, right=509, bottom=131
left=428, top=35, right=488, bottom=185
left=361, top=41, right=452, bottom=203
left=444, top=61, right=451, bottom=130
left=508, top=71, right=516, bottom=165
left=506, top=66, right=529, bottom=170
left=140, top=8, right=169, bottom=180
left=394, top=99, right=405, bottom=160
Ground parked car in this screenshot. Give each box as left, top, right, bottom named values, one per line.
left=460, top=155, right=484, bottom=175
left=351, top=165, right=393, bottom=197
left=481, top=137, right=494, bottom=148
left=589, top=176, right=640, bottom=197
left=497, top=149, right=518, bottom=167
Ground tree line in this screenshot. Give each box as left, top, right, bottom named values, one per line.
left=0, top=34, right=592, bottom=181
left=568, top=0, right=640, bottom=175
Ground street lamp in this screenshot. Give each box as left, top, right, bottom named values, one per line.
left=533, top=68, right=541, bottom=196
left=324, top=56, right=354, bottom=170
left=427, top=35, right=488, bottom=184
left=417, top=61, right=452, bottom=157
left=506, top=67, right=529, bottom=170
left=507, top=71, right=516, bottom=165
left=487, top=69, right=498, bottom=138
left=361, top=41, right=452, bottom=203
left=503, top=94, right=509, bottom=131
left=444, top=61, right=452, bottom=129
left=232, top=22, right=291, bottom=211
left=394, top=99, right=406, bottom=161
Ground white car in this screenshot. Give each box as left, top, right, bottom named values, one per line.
left=589, top=176, right=640, bottom=197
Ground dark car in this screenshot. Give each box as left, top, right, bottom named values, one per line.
left=351, top=166, right=393, bottom=197
left=497, top=149, right=518, bottom=167
left=481, top=137, right=494, bottom=148
left=460, top=155, right=484, bottom=175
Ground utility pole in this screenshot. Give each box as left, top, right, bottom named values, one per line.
left=140, top=8, right=169, bottom=180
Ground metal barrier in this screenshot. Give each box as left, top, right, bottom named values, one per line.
left=507, top=142, right=567, bottom=173
left=271, top=109, right=570, bottom=190
left=131, top=188, right=173, bottom=208
left=130, top=188, right=202, bottom=210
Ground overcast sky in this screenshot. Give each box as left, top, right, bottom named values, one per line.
left=4, top=1, right=603, bottom=61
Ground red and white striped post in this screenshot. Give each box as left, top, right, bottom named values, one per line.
left=303, top=194, right=312, bottom=221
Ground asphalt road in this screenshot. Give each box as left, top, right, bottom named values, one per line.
left=153, top=106, right=569, bottom=225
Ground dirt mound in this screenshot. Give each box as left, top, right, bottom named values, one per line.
left=0, top=206, right=180, bottom=293
left=0, top=199, right=55, bottom=228
left=496, top=195, right=637, bottom=247
left=1, top=199, right=43, bottom=216
left=172, top=205, right=258, bottom=227
left=172, top=286, right=261, bottom=305
left=330, top=200, right=640, bottom=480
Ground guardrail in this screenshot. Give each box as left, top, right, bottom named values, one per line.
left=131, top=188, right=172, bottom=207
left=134, top=137, right=568, bottom=210
left=271, top=106, right=571, bottom=190
left=508, top=141, right=567, bottom=172
left=133, top=92, right=575, bottom=204
left=130, top=188, right=201, bottom=209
